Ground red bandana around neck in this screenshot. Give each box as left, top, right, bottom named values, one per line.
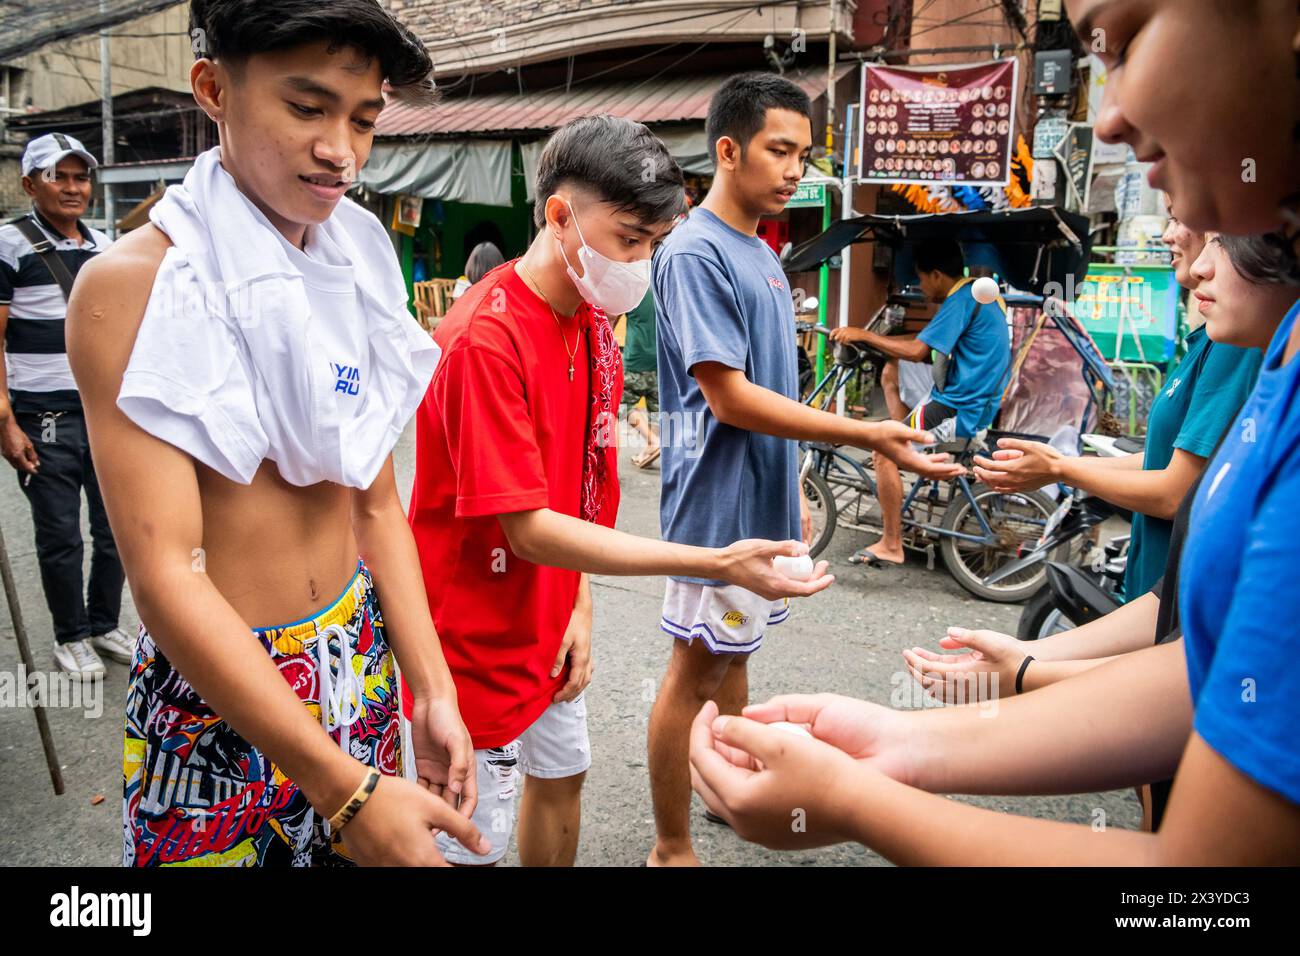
left=581, top=306, right=622, bottom=527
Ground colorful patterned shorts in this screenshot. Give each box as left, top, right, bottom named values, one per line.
left=122, top=561, right=402, bottom=867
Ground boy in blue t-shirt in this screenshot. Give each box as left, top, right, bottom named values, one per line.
left=646, top=73, right=964, bottom=867
left=831, top=239, right=1010, bottom=565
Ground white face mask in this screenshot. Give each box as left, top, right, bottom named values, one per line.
left=555, top=199, right=651, bottom=315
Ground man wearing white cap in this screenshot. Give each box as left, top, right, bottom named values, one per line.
left=0, top=132, right=129, bottom=677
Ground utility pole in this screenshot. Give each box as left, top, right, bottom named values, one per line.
left=826, top=0, right=837, bottom=162
left=99, top=0, right=115, bottom=238
left=819, top=0, right=838, bottom=389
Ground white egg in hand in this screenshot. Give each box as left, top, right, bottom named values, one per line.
left=767, top=721, right=814, bottom=739
left=772, top=554, right=815, bottom=581
left=752, top=720, right=814, bottom=770
left=971, top=275, right=1000, bottom=304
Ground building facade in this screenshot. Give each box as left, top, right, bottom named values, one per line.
left=1, top=3, right=194, bottom=223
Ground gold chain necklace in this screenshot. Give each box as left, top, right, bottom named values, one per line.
left=520, top=261, right=579, bottom=381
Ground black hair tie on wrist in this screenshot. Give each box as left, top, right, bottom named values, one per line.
left=1015, top=655, right=1034, bottom=696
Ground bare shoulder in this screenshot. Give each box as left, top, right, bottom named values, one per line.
left=66, top=225, right=172, bottom=391
left=69, top=226, right=171, bottom=333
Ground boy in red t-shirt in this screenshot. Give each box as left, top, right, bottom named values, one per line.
left=405, top=115, right=833, bottom=866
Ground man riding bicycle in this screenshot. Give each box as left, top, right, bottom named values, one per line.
left=830, top=238, right=1009, bottom=566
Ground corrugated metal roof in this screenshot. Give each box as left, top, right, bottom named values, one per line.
left=377, top=64, right=856, bottom=138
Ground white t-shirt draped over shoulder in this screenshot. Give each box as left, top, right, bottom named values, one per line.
left=117, top=147, right=440, bottom=490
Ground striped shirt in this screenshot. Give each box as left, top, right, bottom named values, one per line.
left=1, top=210, right=112, bottom=413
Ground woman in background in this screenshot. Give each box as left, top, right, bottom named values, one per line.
left=452, top=241, right=505, bottom=299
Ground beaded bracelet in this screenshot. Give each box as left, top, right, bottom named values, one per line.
left=328, top=769, right=380, bottom=832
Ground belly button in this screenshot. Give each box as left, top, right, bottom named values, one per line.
left=309, top=579, right=319, bottom=600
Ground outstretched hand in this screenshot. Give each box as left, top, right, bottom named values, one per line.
left=689, top=693, right=919, bottom=849
left=972, top=437, right=1061, bottom=493
left=739, top=693, right=914, bottom=783
left=719, top=538, right=834, bottom=600
left=902, top=627, right=1026, bottom=703
left=689, top=700, right=866, bottom=850
left=864, top=420, right=967, bottom=479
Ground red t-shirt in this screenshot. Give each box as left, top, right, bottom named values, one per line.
left=402, top=261, right=622, bottom=749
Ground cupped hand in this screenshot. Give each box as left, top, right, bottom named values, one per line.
left=719, top=538, right=834, bottom=600
left=739, top=692, right=914, bottom=784
left=689, top=701, right=867, bottom=850
left=902, top=627, right=1027, bottom=703
left=865, top=420, right=967, bottom=479
left=972, top=437, right=1061, bottom=493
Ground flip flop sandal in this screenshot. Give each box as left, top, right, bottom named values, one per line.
left=704, top=809, right=731, bottom=828
left=848, top=548, right=904, bottom=568
left=633, top=446, right=662, bottom=469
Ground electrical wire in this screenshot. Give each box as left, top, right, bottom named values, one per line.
left=0, top=0, right=186, bottom=62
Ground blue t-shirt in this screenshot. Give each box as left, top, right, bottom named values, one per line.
left=1125, top=325, right=1262, bottom=600
left=1178, top=297, right=1300, bottom=805
left=654, top=207, right=801, bottom=584
left=918, top=280, right=1011, bottom=437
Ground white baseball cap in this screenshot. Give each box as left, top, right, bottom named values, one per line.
left=21, top=133, right=99, bottom=178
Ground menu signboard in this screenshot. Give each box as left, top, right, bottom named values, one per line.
left=858, top=58, right=1019, bottom=187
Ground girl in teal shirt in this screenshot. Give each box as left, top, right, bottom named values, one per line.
left=972, top=204, right=1261, bottom=599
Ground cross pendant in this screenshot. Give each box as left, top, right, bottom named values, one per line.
left=568, top=363, right=575, bottom=381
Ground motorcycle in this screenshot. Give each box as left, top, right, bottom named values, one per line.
left=1017, top=519, right=1129, bottom=640
left=1007, top=433, right=1138, bottom=639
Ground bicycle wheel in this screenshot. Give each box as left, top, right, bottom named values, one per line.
left=939, top=484, right=1055, bottom=603
left=802, top=469, right=837, bottom=559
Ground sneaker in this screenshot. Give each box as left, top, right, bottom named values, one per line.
left=54, top=639, right=105, bottom=678
left=91, top=627, right=135, bottom=664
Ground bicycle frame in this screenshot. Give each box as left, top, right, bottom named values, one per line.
left=798, top=325, right=1043, bottom=552
left=900, top=473, right=997, bottom=545
left=803, top=349, right=866, bottom=412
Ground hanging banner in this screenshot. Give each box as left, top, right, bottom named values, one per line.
left=858, top=58, right=1018, bottom=188
left=1054, top=122, right=1094, bottom=210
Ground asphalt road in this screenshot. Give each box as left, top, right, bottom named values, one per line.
left=0, top=424, right=1139, bottom=866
